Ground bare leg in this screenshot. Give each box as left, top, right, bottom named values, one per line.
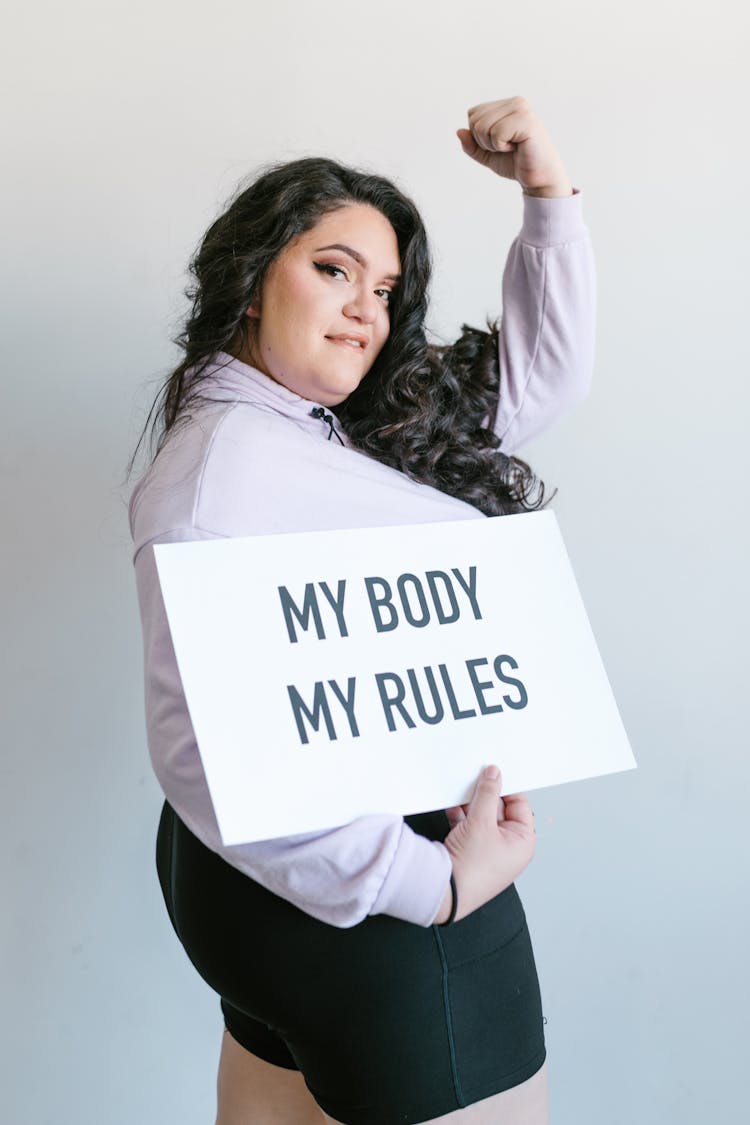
left=215, top=1029, right=325, bottom=1125
left=430, top=1061, right=549, bottom=1124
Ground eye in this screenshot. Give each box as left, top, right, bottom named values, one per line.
left=314, top=261, right=394, bottom=309
left=313, top=262, right=348, bottom=280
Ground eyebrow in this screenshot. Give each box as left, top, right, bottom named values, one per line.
left=314, top=243, right=401, bottom=282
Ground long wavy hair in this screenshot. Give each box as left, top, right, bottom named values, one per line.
left=128, top=157, right=555, bottom=516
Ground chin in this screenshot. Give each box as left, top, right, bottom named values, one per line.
left=320, top=372, right=368, bottom=407
left=320, top=386, right=357, bottom=408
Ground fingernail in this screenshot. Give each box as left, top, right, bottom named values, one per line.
left=484, top=765, right=500, bottom=781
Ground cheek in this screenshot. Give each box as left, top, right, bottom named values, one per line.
left=375, top=312, right=392, bottom=351
left=259, top=271, right=322, bottom=355
left=275, top=264, right=327, bottom=321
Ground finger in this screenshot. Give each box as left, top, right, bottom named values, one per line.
left=466, top=764, right=503, bottom=828
left=444, top=804, right=467, bottom=829
left=467, top=95, right=532, bottom=127
left=468, top=107, right=517, bottom=151
left=466, top=97, right=520, bottom=124
left=472, top=110, right=523, bottom=152
left=501, top=791, right=534, bottom=831
left=456, top=128, right=493, bottom=167
left=469, top=102, right=533, bottom=152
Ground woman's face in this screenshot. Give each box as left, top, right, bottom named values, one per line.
left=240, top=203, right=401, bottom=406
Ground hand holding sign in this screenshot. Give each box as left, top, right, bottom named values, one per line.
left=436, top=765, right=536, bottom=924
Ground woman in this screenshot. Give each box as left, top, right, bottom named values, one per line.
left=128, top=96, right=596, bottom=1123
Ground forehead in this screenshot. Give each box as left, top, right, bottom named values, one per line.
left=293, top=203, right=400, bottom=267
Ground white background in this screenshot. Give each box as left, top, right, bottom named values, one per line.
left=2, top=2, right=747, bottom=1122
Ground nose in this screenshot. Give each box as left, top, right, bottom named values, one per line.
left=342, top=286, right=379, bottom=325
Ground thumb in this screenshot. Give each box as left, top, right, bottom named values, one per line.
left=456, top=127, right=483, bottom=161
left=466, top=764, right=503, bottom=827
left=456, top=127, right=500, bottom=171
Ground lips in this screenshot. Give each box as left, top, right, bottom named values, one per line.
left=325, top=333, right=368, bottom=350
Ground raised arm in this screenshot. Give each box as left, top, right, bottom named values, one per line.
left=457, top=96, right=596, bottom=454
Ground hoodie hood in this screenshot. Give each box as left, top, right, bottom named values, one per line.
left=198, top=351, right=350, bottom=447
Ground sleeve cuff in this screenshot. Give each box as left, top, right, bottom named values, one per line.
left=519, top=187, right=587, bottom=248
left=369, top=823, right=453, bottom=926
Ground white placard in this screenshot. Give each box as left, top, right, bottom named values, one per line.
left=154, top=512, right=636, bottom=844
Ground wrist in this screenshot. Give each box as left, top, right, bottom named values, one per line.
left=523, top=181, right=574, bottom=198
left=433, top=874, right=456, bottom=925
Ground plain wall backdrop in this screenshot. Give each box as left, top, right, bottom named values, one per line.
left=2, top=2, right=748, bottom=1122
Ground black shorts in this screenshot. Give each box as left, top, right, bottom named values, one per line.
left=156, top=801, right=546, bottom=1125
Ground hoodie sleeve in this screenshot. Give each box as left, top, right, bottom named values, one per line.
left=492, top=189, right=597, bottom=455
left=224, top=806, right=453, bottom=929
left=132, top=524, right=453, bottom=930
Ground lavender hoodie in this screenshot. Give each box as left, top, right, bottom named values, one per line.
left=129, top=189, right=596, bottom=928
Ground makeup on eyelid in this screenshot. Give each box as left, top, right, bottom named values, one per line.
left=313, top=261, right=394, bottom=304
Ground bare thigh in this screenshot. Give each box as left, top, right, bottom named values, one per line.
left=217, top=1029, right=549, bottom=1125
left=215, top=1030, right=325, bottom=1125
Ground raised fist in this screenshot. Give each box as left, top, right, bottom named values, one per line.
left=457, top=96, right=573, bottom=198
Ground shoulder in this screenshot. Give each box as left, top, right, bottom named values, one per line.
left=128, top=400, right=244, bottom=548
left=129, top=399, right=328, bottom=549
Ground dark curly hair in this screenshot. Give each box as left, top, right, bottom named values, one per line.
left=128, top=156, right=555, bottom=516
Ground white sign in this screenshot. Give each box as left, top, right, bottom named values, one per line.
left=154, top=512, right=636, bottom=844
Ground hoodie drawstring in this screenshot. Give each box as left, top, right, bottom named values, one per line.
left=310, top=406, right=345, bottom=445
